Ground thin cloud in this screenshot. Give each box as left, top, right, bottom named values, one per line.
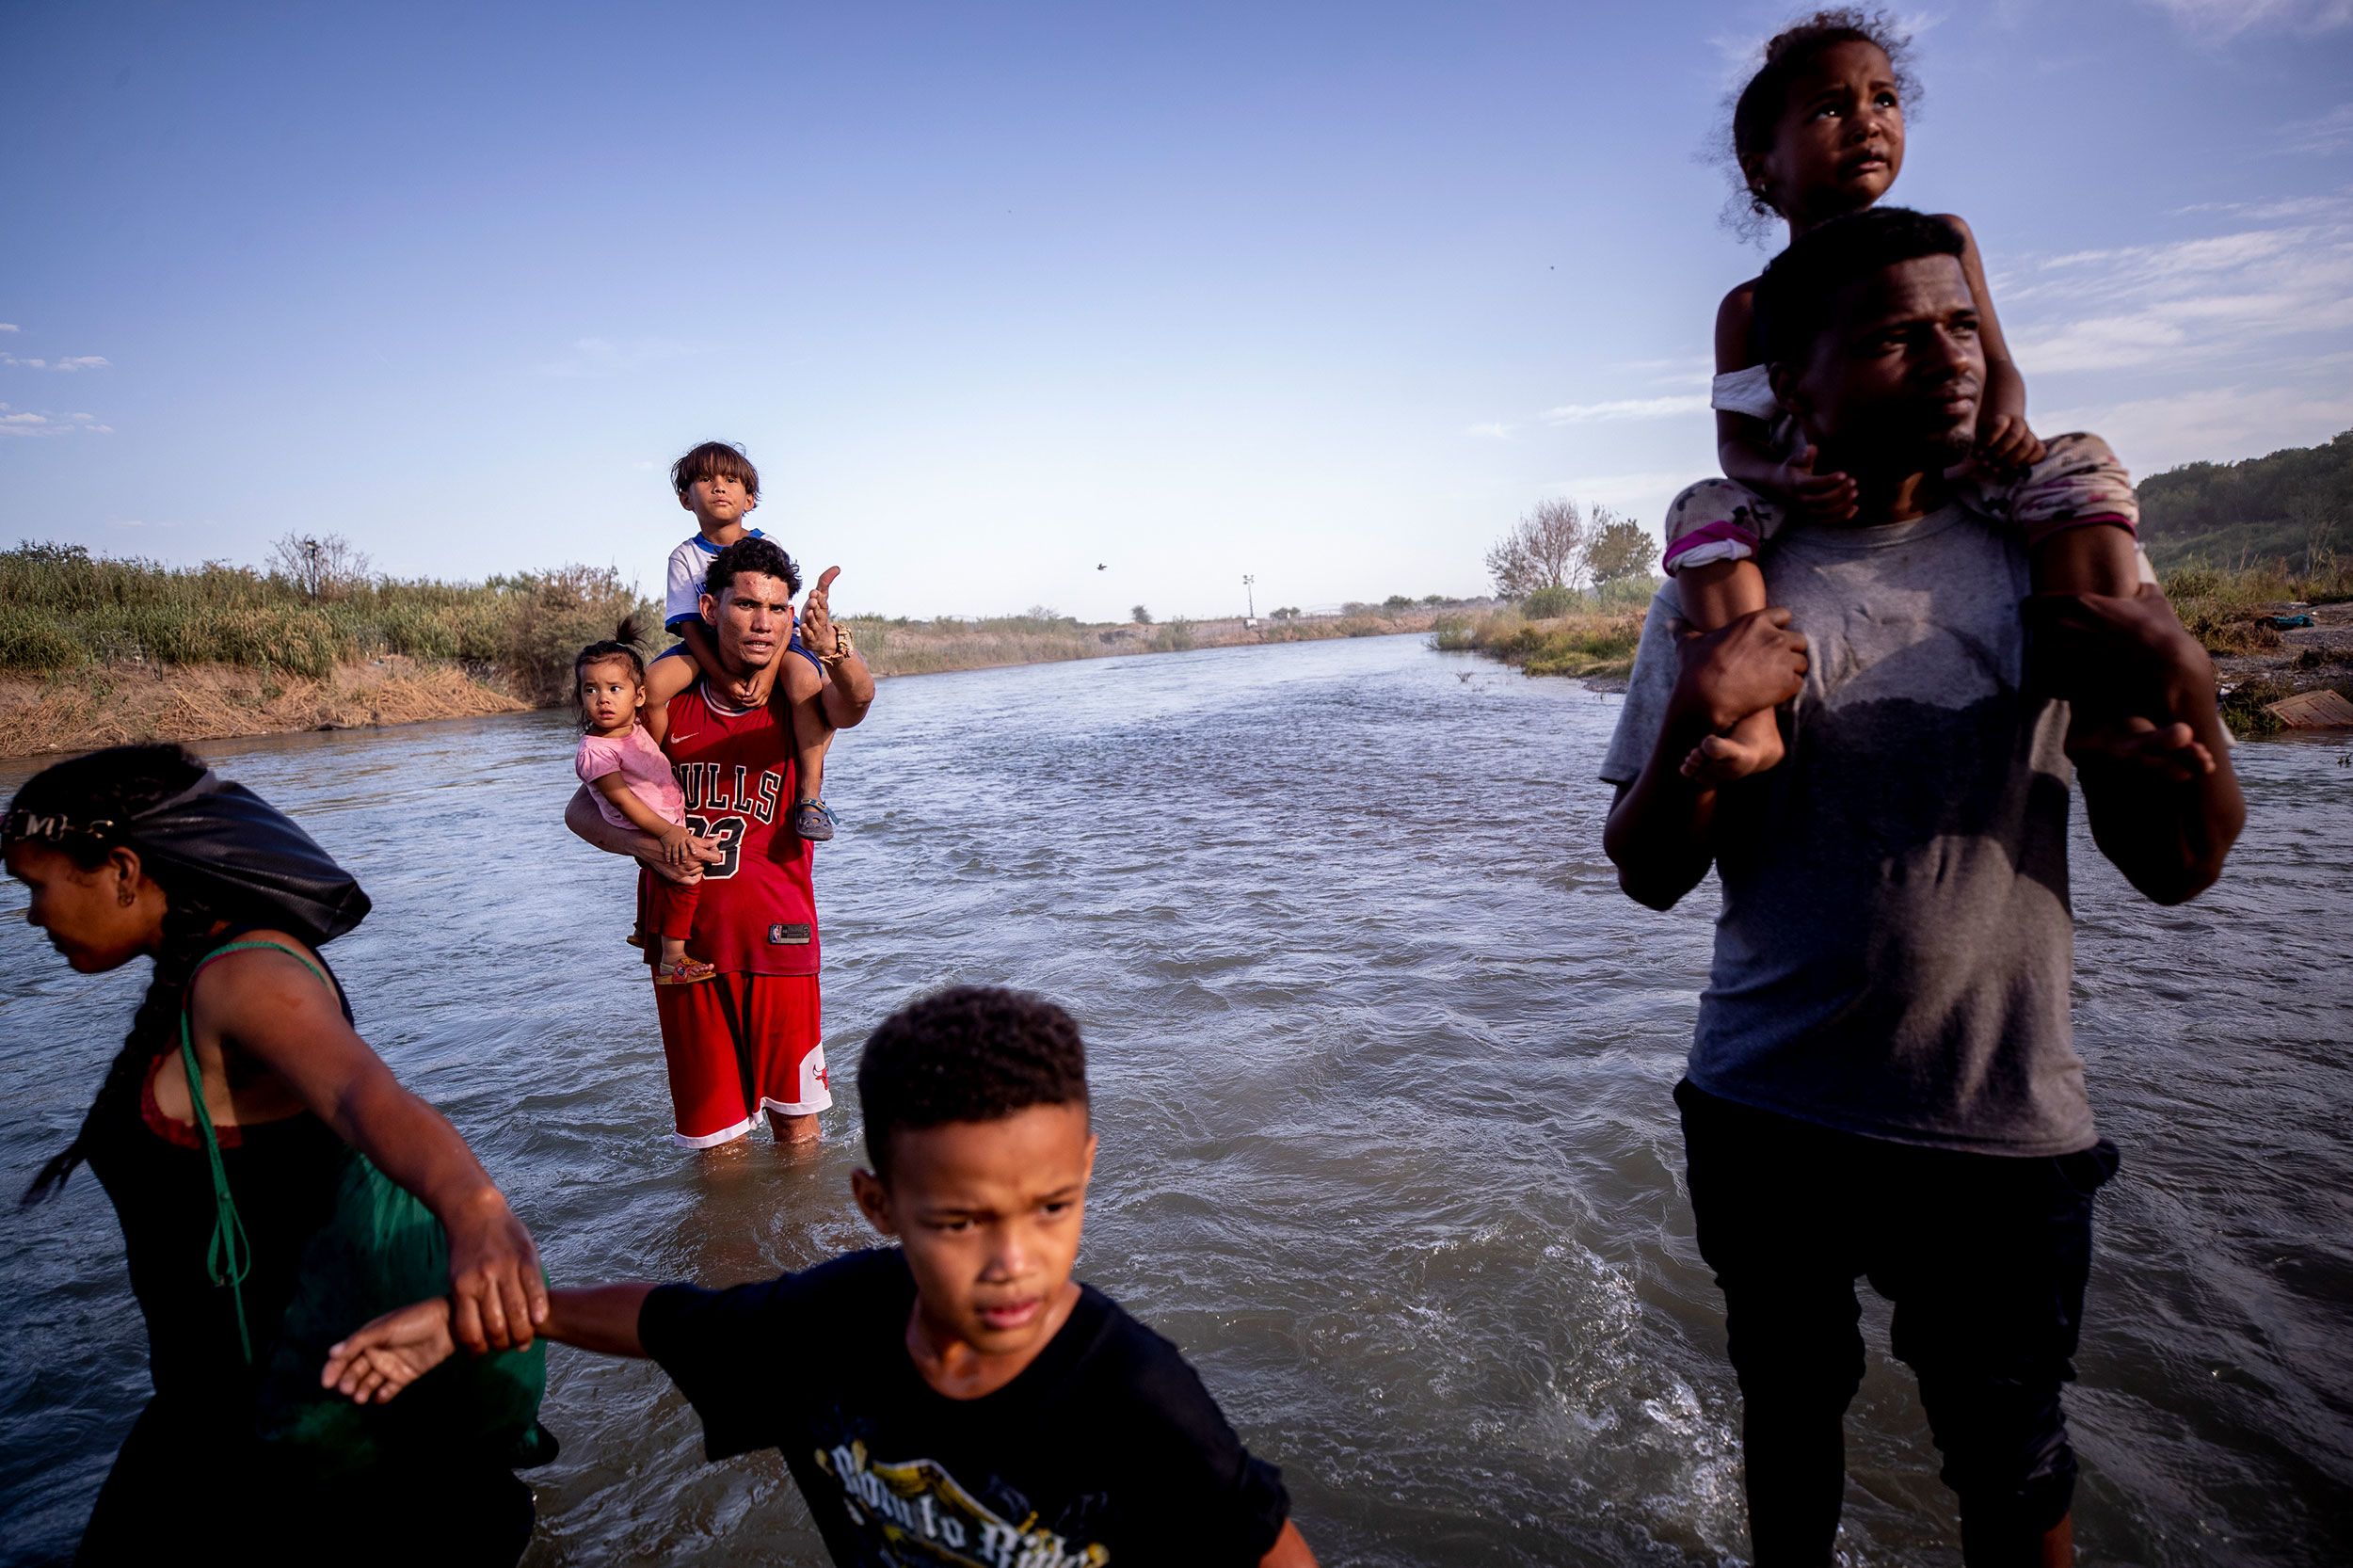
left=0, top=323, right=18, bottom=333
left=0, top=403, right=114, bottom=438
left=1464, top=422, right=1517, bottom=440
left=2042, top=382, right=2353, bottom=478
left=2142, top=0, right=2353, bottom=39
left=537, top=335, right=695, bottom=378
left=2006, top=220, right=2353, bottom=374
left=2169, top=190, right=2353, bottom=220
left=1617, top=353, right=1717, bottom=391
left=2280, top=104, right=2353, bottom=156
left=1541, top=394, right=1710, bottom=424
left=1, top=351, right=110, bottom=371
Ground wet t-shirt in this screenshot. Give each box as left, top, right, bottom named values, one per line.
left=1601, top=500, right=2105, bottom=1156
left=639, top=1249, right=1290, bottom=1568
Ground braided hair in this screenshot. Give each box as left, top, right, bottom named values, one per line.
left=8, top=744, right=276, bottom=1205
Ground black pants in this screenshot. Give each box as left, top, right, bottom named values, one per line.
left=76, top=1396, right=536, bottom=1567
left=1676, top=1080, right=2118, bottom=1567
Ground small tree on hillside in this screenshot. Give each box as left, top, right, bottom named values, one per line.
left=1585, top=510, right=1660, bottom=584
left=1131, top=604, right=1154, bottom=625
left=1485, top=498, right=1591, bottom=599
left=268, top=532, right=373, bottom=601
left=2290, top=491, right=2342, bottom=574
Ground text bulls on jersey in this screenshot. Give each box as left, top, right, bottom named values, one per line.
left=678, top=761, right=783, bottom=824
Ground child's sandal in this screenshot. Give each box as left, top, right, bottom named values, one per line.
left=625, top=931, right=647, bottom=950
left=655, top=957, right=718, bottom=986
left=791, top=798, right=839, bottom=842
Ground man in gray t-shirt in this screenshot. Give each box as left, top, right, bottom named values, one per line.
left=1604, top=210, right=2242, bottom=1567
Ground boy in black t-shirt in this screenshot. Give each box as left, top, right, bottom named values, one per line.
left=324, top=986, right=1316, bottom=1568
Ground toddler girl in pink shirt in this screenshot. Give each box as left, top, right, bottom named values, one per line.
left=573, top=632, right=714, bottom=985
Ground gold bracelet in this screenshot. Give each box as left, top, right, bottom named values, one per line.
left=821, top=627, right=855, bottom=665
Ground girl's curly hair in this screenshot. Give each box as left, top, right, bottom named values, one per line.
left=1710, top=8, right=1922, bottom=245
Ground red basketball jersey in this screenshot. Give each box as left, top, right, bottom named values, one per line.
left=658, top=682, right=820, bottom=977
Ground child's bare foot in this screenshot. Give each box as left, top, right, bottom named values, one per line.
left=1680, top=708, right=1785, bottom=784
left=791, top=798, right=838, bottom=841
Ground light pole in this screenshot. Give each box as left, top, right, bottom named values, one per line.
left=1242, top=574, right=1256, bottom=619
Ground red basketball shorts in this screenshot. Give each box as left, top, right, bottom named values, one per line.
left=651, top=971, right=830, bottom=1147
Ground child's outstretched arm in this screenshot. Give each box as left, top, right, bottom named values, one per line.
left=324, top=1286, right=660, bottom=1404
left=1945, top=215, right=2043, bottom=472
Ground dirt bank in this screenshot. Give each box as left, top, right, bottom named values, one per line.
left=0, top=656, right=528, bottom=759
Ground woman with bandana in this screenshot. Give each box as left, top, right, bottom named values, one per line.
left=5, top=744, right=551, bottom=1565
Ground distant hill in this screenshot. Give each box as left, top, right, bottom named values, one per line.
left=2136, top=427, right=2353, bottom=569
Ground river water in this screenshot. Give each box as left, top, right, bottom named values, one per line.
left=2, top=633, right=2347, bottom=1566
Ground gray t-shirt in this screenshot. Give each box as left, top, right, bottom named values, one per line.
left=1600, top=502, right=2095, bottom=1155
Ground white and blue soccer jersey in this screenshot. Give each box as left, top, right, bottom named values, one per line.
left=665, top=528, right=768, bottom=634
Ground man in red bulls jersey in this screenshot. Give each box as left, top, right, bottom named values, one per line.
left=568, top=536, right=875, bottom=1147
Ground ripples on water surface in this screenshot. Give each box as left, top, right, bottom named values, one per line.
left=2, top=634, right=2347, bottom=1565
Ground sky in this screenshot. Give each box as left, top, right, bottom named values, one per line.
left=4, top=0, right=2350, bottom=622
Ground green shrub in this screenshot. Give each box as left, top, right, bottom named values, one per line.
left=0, top=607, right=87, bottom=671
left=1521, top=584, right=1580, bottom=618
left=1596, top=574, right=1660, bottom=608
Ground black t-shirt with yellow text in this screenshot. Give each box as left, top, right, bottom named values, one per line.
left=639, top=1248, right=1290, bottom=1567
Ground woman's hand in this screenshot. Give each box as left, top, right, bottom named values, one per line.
left=442, top=1189, right=549, bottom=1353
left=323, top=1297, right=456, bottom=1404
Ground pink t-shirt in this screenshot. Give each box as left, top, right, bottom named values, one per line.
left=576, top=722, right=686, bottom=832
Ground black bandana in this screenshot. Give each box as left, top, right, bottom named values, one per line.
left=5, top=771, right=371, bottom=945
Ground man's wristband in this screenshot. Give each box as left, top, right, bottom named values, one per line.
left=820, top=627, right=856, bottom=665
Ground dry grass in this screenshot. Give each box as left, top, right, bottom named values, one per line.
left=0, top=542, right=651, bottom=702
left=0, top=657, right=525, bottom=759
left=2162, top=558, right=2353, bottom=657
left=1433, top=607, right=1648, bottom=680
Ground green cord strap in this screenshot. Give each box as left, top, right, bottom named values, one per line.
left=178, top=939, right=333, bottom=1366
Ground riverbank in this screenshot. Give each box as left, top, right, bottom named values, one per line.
left=1431, top=606, right=1645, bottom=684
left=1438, top=562, right=2353, bottom=737
left=0, top=595, right=1454, bottom=759
left=0, top=656, right=531, bottom=756
left=845, top=605, right=1449, bottom=677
